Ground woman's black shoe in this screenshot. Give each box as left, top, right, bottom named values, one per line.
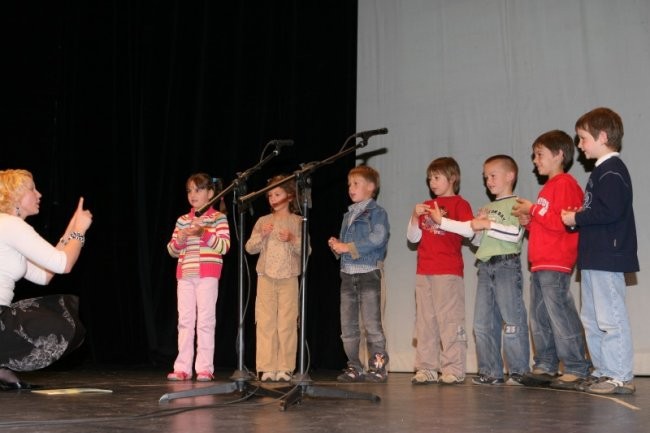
left=0, top=379, right=36, bottom=391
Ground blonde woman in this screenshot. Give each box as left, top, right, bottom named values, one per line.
left=0, top=169, right=92, bottom=390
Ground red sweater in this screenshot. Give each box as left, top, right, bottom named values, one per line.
left=526, top=173, right=583, bottom=273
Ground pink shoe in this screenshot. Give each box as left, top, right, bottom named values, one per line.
left=196, top=371, right=214, bottom=382
left=167, top=371, right=191, bottom=381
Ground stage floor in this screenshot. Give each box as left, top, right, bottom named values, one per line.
left=1, top=367, right=648, bottom=433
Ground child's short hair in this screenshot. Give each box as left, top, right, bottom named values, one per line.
left=349, top=165, right=380, bottom=197
left=427, top=157, right=461, bottom=194
left=533, top=130, right=575, bottom=171
left=575, top=107, right=624, bottom=152
left=484, top=154, right=518, bottom=184
left=267, top=174, right=299, bottom=213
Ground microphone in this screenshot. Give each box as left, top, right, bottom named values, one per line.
left=271, top=139, right=294, bottom=149
left=354, top=128, right=388, bottom=140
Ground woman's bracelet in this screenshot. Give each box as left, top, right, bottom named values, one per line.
left=59, top=231, right=86, bottom=247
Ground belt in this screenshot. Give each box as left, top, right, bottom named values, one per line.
left=486, top=253, right=520, bottom=264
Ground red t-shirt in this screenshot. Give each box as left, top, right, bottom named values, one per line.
left=416, top=195, right=474, bottom=277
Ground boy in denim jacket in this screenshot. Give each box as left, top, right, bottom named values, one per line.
left=328, top=165, right=390, bottom=382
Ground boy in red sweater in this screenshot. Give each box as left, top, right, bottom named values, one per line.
left=512, top=130, right=590, bottom=389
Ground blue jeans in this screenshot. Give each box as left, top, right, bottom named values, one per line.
left=474, top=255, right=529, bottom=378
left=529, top=271, right=590, bottom=377
left=581, top=270, right=634, bottom=382
left=339, top=270, right=387, bottom=370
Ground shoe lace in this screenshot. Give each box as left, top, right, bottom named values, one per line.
left=344, top=367, right=360, bottom=376
left=372, top=353, right=387, bottom=370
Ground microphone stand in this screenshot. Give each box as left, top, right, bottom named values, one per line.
left=160, top=143, right=288, bottom=403
left=238, top=134, right=382, bottom=411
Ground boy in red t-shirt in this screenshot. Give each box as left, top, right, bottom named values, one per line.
left=407, top=157, right=473, bottom=385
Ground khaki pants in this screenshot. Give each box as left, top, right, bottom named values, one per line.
left=413, top=274, right=467, bottom=378
left=255, top=275, right=299, bottom=373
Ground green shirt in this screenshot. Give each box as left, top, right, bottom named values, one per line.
left=474, top=195, right=524, bottom=262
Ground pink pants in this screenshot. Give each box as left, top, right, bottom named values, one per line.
left=173, top=276, right=219, bottom=375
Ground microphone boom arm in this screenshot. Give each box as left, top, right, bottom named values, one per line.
left=195, top=141, right=280, bottom=216
left=239, top=140, right=365, bottom=205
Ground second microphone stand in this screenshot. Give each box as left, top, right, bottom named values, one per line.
left=238, top=137, right=382, bottom=410
left=275, top=168, right=380, bottom=411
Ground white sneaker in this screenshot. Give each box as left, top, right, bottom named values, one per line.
left=276, top=371, right=292, bottom=382
left=440, top=373, right=464, bottom=384
left=260, top=371, right=276, bottom=382
left=411, top=369, right=438, bottom=385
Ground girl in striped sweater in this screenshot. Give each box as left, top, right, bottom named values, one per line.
left=166, top=173, right=230, bottom=382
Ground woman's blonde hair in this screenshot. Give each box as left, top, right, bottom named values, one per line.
left=0, top=169, right=33, bottom=214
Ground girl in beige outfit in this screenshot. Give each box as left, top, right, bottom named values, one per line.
left=245, top=175, right=309, bottom=382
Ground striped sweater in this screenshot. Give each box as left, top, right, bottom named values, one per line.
left=167, top=207, right=231, bottom=279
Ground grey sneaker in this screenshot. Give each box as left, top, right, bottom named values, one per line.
left=411, top=369, right=438, bottom=385
left=585, top=377, right=636, bottom=395
left=575, top=375, right=599, bottom=392
left=337, top=367, right=365, bottom=383
left=472, top=375, right=504, bottom=385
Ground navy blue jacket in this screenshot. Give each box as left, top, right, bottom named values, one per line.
left=575, top=155, right=639, bottom=273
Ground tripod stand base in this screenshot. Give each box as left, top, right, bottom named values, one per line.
left=158, top=370, right=286, bottom=403
left=279, top=384, right=380, bottom=411
left=277, top=373, right=381, bottom=411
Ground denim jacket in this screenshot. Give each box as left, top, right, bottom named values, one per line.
left=338, top=199, right=390, bottom=270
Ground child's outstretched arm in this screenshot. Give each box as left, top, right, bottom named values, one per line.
left=473, top=216, right=524, bottom=243
left=407, top=202, right=430, bottom=243
left=429, top=202, right=474, bottom=238
left=511, top=197, right=532, bottom=226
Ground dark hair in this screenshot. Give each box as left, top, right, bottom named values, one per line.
left=348, top=165, right=380, bottom=197
left=575, top=107, right=624, bottom=152
left=267, top=174, right=299, bottom=213
left=533, top=129, right=575, bottom=171
left=427, top=157, right=461, bottom=194
left=186, top=172, right=226, bottom=213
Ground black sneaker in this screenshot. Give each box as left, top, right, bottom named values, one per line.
left=337, top=367, right=365, bottom=383
left=549, top=373, right=585, bottom=390
left=365, top=352, right=389, bottom=383
left=506, top=373, right=524, bottom=386
left=472, top=374, right=504, bottom=385
left=520, top=370, right=556, bottom=387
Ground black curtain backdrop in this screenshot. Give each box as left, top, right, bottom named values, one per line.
left=6, top=1, right=359, bottom=372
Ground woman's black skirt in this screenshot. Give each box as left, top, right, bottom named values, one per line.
left=0, top=294, right=85, bottom=372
